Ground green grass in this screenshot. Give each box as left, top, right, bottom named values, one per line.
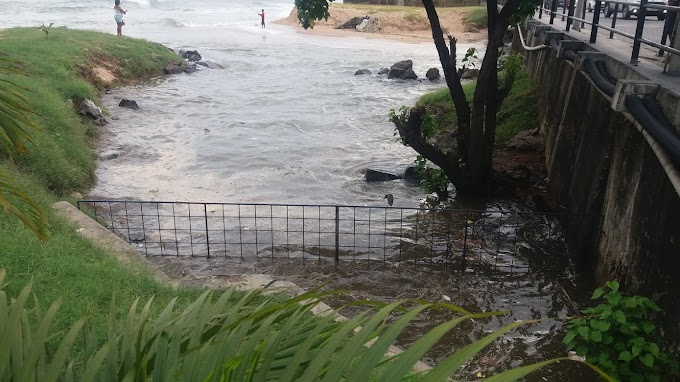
left=0, top=27, right=209, bottom=355
left=0, top=27, right=179, bottom=194
left=416, top=70, right=540, bottom=144
left=460, top=6, right=488, bottom=31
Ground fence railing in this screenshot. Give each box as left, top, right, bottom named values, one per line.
left=77, top=200, right=573, bottom=274
left=538, top=0, right=680, bottom=66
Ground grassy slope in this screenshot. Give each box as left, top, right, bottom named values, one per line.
left=0, top=28, right=205, bottom=351
left=416, top=71, right=540, bottom=144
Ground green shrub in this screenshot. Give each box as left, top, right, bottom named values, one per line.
left=563, top=281, right=679, bottom=382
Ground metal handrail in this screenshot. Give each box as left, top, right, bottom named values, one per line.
left=538, top=0, right=680, bottom=67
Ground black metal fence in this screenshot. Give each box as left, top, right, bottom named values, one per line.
left=538, top=0, right=680, bottom=66
left=77, top=200, right=571, bottom=273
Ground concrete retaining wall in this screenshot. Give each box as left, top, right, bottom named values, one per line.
left=513, top=25, right=680, bottom=351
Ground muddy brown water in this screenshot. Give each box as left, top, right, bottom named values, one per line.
left=147, top=254, right=598, bottom=381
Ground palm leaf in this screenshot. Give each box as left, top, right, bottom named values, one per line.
left=0, top=170, right=50, bottom=242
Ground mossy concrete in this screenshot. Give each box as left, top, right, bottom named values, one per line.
left=514, top=25, right=680, bottom=352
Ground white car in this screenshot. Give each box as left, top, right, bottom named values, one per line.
left=601, top=0, right=668, bottom=19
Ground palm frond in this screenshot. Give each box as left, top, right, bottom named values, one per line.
left=0, top=272, right=613, bottom=381
left=0, top=170, right=49, bottom=242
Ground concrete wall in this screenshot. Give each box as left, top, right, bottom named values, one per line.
left=514, top=25, right=680, bottom=351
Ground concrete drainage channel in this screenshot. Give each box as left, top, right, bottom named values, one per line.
left=57, top=200, right=600, bottom=380
left=52, top=201, right=433, bottom=373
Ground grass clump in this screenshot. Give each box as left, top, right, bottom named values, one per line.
left=460, top=6, right=488, bottom=31
left=0, top=27, right=178, bottom=194
left=416, top=70, right=539, bottom=144
left=0, top=27, right=194, bottom=355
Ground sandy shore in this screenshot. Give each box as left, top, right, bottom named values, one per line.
left=274, top=4, right=486, bottom=44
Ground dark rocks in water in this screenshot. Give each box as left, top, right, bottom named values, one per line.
left=388, top=59, right=413, bottom=79
left=335, top=16, right=366, bottom=30
left=365, top=169, right=400, bottom=182
left=196, top=60, right=224, bottom=69
left=163, top=61, right=184, bottom=75
left=460, top=68, right=480, bottom=80
left=403, top=166, right=422, bottom=185
left=378, top=68, right=389, bottom=75
left=400, top=69, right=418, bottom=80
left=119, top=99, right=140, bottom=110
left=128, top=231, right=146, bottom=243
left=426, top=68, right=440, bottom=81
left=179, top=49, right=202, bottom=62
left=100, top=150, right=122, bottom=161
left=184, top=63, right=198, bottom=74
left=355, top=69, right=372, bottom=75
left=506, top=128, right=543, bottom=151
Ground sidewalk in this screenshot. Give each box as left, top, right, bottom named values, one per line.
left=531, top=13, right=680, bottom=96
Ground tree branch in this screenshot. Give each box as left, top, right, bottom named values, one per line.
left=393, top=108, right=460, bottom=181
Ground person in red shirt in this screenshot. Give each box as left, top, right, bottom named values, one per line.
left=258, top=9, right=265, bottom=28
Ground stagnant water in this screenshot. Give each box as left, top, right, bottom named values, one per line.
left=7, top=0, right=596, bottom=379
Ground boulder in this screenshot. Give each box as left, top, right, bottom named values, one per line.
left=388, top=59, right=413, bottom=79
left=196, top=60, right=224, bottom=69
left=400, top=69, right=418, bottom=80
left=506, top=128, right=543, bottom=151
left=356, top=17, right=379, bottom=33
left=79, top=99, right=104, bottom=120
left=163, top=61, right=184, bottom=75
left=403, top=166, right=422, bottom=185
left=179, top=49, right=202, bottom=62
left=100, top=150, right=122, bottom=161
left=335, top=16, right=366, bottom=30
left=365, top=169, right=400, bottom=182
left=378, top=68, right=389, bottom=75
left=460, top=68, right=480, bottom=79
left=426, top=68, right=440, bottom=81
left=355, top=69, right=372, bottom=75
left=184, top=63, right=198, bottom=74
left=119, top=99, right=140, bottom=110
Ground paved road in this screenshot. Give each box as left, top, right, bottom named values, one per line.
left=537, top=7, right=670, bottom=48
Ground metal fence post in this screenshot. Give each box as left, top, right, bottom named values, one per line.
left=204, top=203, right=210, bottom=258
left=610, top=3, right=620, bottom=39
left=550, top=0, right=558, bottom=24
left=335, top=206, right=340, bottom=264
left=631, top=0, right=648, bottom=64
left=566, top=0, right=576, bottom=31
left=462, top=215, right=469, bottom=271
left=591, top=0, right=602, bottom=42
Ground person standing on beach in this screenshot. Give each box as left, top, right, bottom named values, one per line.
left=114, top=0, right=127, bottom=36
left=258, top=9, right=265, bottom=28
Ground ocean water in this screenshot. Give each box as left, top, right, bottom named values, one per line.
left=2, top=0, right=483, bottom=206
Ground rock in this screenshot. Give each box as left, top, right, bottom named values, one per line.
left=400, top=69, right=418, bottom=80
left=184, top=63, right=198, bottom=74
left=179, top=49, right=202, bottom=62
left=506, top=128, right=543, bottom=151
left=128, top=231, right=146, bottom=243
left=94, top=117, right=108, bottom=126
left=356, top=17, right=379, bottom=33
left=163, top=61, right=184, bottom=75
left=196, top=60, right=224, bottom=69
left=426, top=68, right=440, bottom=81
left=355, top=69, right=372, bottom=75
left=404, top=166, right=422, bottom=185
left=388, top=59, right=413, bottom=79
left=335, top=16, right=366, bottom=30
left=119, top=99, right=140, bottom=110
left=70, top=192, right=83, bottom=200
left=460, top=68, right=480, bottom=79
left=365, top=169, right=400, bottom=182
left=100, top=150, right=122, bottom=161
left=378, top=68, right=389, bottom=75
left=507, top=166, right=532, bottom=181
left=79, top=99, right=104, bottom=120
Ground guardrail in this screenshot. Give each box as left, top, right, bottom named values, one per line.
left=538, top=0, right=680, bottom=65
left=77, top=200, right=574, bottom=274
